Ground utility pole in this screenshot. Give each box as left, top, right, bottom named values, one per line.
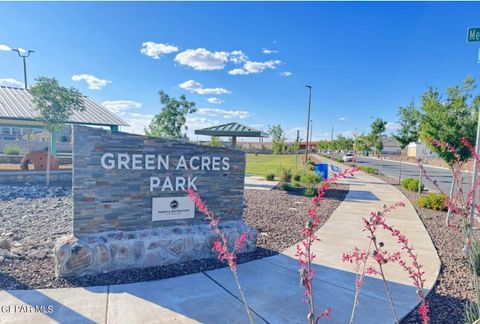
left=304, top=85, right=312, bottom=162
left=11, top=48, right=34, bottom=89
left=310, top=119, right=313, bottom=149
left=331, top=126, right=334, bottom=141
left=295, top=129, right=299, bottom=173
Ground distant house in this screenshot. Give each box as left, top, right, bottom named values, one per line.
left=381, top=136, right=401, bottom=155
left=407, top=141, right=438, bottom=159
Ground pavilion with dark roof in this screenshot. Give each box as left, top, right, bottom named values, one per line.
left=0, top=86, right=128, bottom=155
left=194, top=122, right=269, bottom=148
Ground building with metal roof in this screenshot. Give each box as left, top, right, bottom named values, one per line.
left=0, top=86, right=128, bottom=155
left=194, top=122, right=268, bottom=148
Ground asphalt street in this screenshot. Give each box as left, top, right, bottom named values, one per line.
left=354, top=156, right=473, bottom=194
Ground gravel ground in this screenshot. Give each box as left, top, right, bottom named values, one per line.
left=371, top=175, right=473, bottom=324
left=0, top=184, right=348, bottom=290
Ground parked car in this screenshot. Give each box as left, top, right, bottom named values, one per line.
left=342, top=153, right=355, bottom=162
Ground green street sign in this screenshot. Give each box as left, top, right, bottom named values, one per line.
left=468, top=27, right=480, bottom=42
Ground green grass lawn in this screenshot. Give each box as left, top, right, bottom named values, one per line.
left=246, top=154, right=301, bottom=177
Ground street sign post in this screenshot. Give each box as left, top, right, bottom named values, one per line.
left=468, top=27, right=480, bottom=42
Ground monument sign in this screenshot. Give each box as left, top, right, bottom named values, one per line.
left=54, top=126, right=257, bottom=277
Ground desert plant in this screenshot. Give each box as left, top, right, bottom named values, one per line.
left=301, top=172, right=321, bottom=188
left=280, top=183, right=293, bottom=191
left=265, top=173, right=275, bottom=181
left=292, top=180, right=302, bottom=187
left=293, top=173, right=302, bottom=182
left=304, top=187, right=318, bottom=197
left=343, top=202, right=429, bottom=324
left=278, top=168, right=292, bottom=183
left=187, top=188, right=253, bottom=323
left=359, top=166, right=379, bottom=174
left=401, top=178, right=425, bottom=192
left=3, top=144, right=21, bottom=155
left=417, top=193, right=446, bottom=211
left=465, top=301, right=480, bottom=324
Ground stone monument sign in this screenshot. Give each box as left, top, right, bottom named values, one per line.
left=54, top=126, right=257, bottom=277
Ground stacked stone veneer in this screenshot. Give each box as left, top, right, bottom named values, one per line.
left=54, top=126, right=257, bottom=277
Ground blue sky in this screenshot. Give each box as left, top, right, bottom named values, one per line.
left=1, top=2, right=480, bottom=141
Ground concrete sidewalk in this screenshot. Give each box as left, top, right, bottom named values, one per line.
left=244, top=175, right=278, bottom=190
left=0, top=168, right=440, bottom=324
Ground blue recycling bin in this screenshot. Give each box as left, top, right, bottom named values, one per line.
left=315, top=163, right=328, bottom=180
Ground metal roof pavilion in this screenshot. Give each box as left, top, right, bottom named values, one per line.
left=194, top=122, right=268, bottom=147
left=0, top=86, right=128, bottom=129
left=0, top=85, right=128, bottom=155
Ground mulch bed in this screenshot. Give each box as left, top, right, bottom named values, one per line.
left=0, top=184, right=348, bottom=290
left=373, top=175, right=474, bottom=324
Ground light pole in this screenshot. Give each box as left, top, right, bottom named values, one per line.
left=11, top=48, right=34, bottom=89
left=305, top=85, right=312, bottom=162
left=470, top=107, right=480, bottom=222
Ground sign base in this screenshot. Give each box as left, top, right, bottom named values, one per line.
left=54, top=221, right=257, bottom=278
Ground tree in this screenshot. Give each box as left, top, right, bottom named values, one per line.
left=394, top=101, right=421, bottom=183
left=210, top=136, right=222, bottom=147
left=145, top=90, right=197, bottom=139
left=370, top=118, right=387, bottom=156
left=268, top=124, right=286, bottom=154
left=30, top=77, right=85, bottom=186
left=336, top=134, right=354, bottom=151
left=419, top=76, right=480, bottom=225
left=355, top=134, right=371, bottom=155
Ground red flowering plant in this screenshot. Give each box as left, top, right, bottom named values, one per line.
left=186, top=188, right=253, bottom=323
left=417, top=138, right=480, bottom=321
left=296, top=167, right=358, bottom=324
left=343, top=202, right=428, bottom=324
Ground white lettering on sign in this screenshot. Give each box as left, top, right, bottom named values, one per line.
left=100, top=153, right=229, bottom=171
left=101, top=153, right=229, bottom=192
left=149, top=176, right=198, bottom=192
left=152, top=197, right=194, bottom=221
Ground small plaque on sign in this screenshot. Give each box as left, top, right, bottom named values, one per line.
left=152, top=197, right=195, bottom=221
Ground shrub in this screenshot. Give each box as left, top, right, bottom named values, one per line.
left=307, top=163, right=315, bottom=171
left=293, top=173, right=301, bottom=182
left=417, top=193, right=446, bottom=211
left=292, top=180, right=302, bottom=187
left=359, top=166, right=379, bottom=175
left=401, top=178, right=424, bottom=192
left=304, top=187, right=318, bottom=197
left=280, top=183, right=293, bottom=191
left=278, top=168, right=292, bottom=183
left=301, top=172, right=322, bottom=188
left=265, top=173, right=275, bottom=181
left=3, top=144, right=21, bottom=155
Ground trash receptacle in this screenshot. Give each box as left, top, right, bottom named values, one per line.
left=315, top=163, right=328, bottom=180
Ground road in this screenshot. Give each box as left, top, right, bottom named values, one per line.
left=334, top=154, right=473, bottom=194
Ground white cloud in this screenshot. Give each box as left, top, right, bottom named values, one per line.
left=0, top=44, right=11, bottom=51
left=118, top=112, right=154, bottom=135
left=262, top=48, right=278, bottom=54
left=0, top=78, right=23, bottom=87
left=102, top=100, right=142, bottom=113
left=285, top=127, right=307, bottom=141
left=339, top=117, right=346, bottom=121
left=71, top=74, right=111, bottom=90
left=175, top=48, right=230, bottom=71
left=228, top=68, right=249, bottom=75
left=186, top=116, right=219, bottom=130
left=179, top=80, right=231, bottom=95
left=228, top=60, right=281, bottom=75
left=386, top=121, right=400, bottom=130
left=197, top=108, right=250, bottom=119
left=140, top=41, right=178, bottom=59
left=280, top=71, right=292, bottom=77
left=229, top=50, right=248, bottom=64
left=206, top=97, right=224, bottom=104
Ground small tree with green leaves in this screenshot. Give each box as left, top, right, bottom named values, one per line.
left=30, top=77, right=85, bottom=186
left=370, top=118, right=387, bottom=156
left=394, top=101, right=421, bottom=183
left=419, top=76, right=480, bottom=225
left=268, top=124, right=286, bottom=154
left=210, top=136, right=222, bottom=147
left=145, top=90, right=196, bottom=140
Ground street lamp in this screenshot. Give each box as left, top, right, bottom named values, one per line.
left=11, top=48, right=34, bottom=89
left=305, top=85, right=312, bottom=162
